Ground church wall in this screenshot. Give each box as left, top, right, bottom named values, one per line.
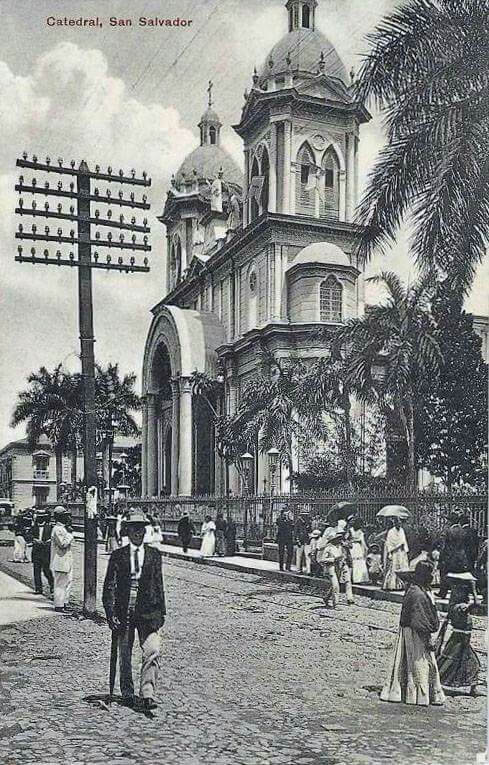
left=287, top=268, right=357, bottom=324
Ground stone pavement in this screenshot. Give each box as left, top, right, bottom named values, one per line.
left=0, top=542, right=486, bottom=765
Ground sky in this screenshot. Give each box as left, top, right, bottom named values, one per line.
left=0, top=0, right=487, bottom=448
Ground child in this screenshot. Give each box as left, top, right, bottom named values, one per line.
left=366, top=543, right=383, bottom=586
left=308, top=529, right=322, bottom=577
left=430, top=547, right=441, bottom=587
left=436, top=572, right=481, bottom=696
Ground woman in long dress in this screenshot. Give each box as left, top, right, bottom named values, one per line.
left=381, top=561, right=445, bottom=706
left=437, top=573, right=481, bottom=695
left=383, top=517, right=410, bottom=591
left=348, top=518, right=369, bottom=584
left=200, top=515, right=216, bottom=558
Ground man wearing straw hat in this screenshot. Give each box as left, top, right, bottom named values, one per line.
left=102, top=510, right=166, bottom=712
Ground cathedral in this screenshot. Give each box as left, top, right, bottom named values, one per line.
left=141, top=0, right=371, bottom=498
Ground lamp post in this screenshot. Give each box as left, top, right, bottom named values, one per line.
left=267, top=447, right=279, bottom=538
left=240, top=451, right=253, bottom=550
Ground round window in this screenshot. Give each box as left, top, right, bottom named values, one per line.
left=249, top=271, right=257, bottom=292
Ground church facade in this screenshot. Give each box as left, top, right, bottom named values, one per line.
left=141, top=0, right=371, bottom=498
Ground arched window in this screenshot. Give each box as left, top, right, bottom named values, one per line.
left=176, top=239, right=182, bottom=282
left=320, top=276, right=343, bottom=322
left=288, top=8, right=293, bottom=32
left=293, top=4, right=299, bottom=28
left=302, top=4, right=310, bottom=28
left=295, top=142, right=315, bottom=216
left=250, top=157, right=260, bottom=222
left=321, top=147, right=340, bottom=220
left=209, top=126, right=217, bottom=145
left=261, top=149, right=270, bottom=213
left=169, top=243, right=176, bottom=289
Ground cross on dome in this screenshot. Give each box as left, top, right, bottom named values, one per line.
left=199, top=83, right=222, bottom=146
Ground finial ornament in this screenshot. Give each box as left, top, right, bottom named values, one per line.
left=207, top=79, right=214, bottom=108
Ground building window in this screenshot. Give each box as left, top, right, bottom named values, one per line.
left=209, top=126, right=217, bottom=145
left=302, top=4, right=310, bottom=28
left=293, top=5, right=299, bottom=28
left=320, top=276, right=343, bottom=322
left=324, top=168, right=334, bottom=188
left=321, top=147, right=340, bottom=220
left=296, top=142, right=315, bottom=216
left=249, top=271, right=257, bottom=293
left=301, top=164, right=309, bottom=184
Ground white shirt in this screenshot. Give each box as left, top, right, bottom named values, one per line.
left=37, top=523, right=44, bottom=541
left=129, top=543, right=145, bottom=580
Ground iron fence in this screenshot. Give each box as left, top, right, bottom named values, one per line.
left=44, top=490, right=487, bottom=551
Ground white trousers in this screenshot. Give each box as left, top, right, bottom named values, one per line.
left=118, top=610, right=161, bottom=700
left=296, top=544, right=311, bottom=573
left=53, top=569, right=72, bottom=608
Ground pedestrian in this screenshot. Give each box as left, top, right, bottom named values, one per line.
left=50, top=507, right=74, bottom=612
left=144, top=514, right=156, bottom=544
left=366, top=543, right=383, bottom=586
left=105, top=515, right=119, bottom=554
left=308, top=529, right=322, bottom=577
left=460, top=514, right=479, bottom=574
left=215, top=512, right=227, bottom=557
left=31, top=510, right=54, bottom=596
left=348, top=517, right=369, bottom=584
left=436, top=572, right=481, bottom=696
left=294, top=511, right=312, bottom=574
left=102, top=510, right=166, bottom=712
left=177, top=510, right=195, bottom=553
left=276, top=508, right=294, bottom=572
left=380, top=561, right=445, bottom=706
left=225, top=516, right=237, bottom=556
left=12, top=512, right=29, bottom=563
left=430, top=547, right=441, bottom=587
left=151, top=518, right=163, bottom=546
left=317, top=529, right=354, bottom=607
left=199, top=515, right=216, bottom=558
left=437, top=513, right=468, bottom=598
left=382, top=517, right=409, bottom=591
left=475, top=540, right=487, bottom=605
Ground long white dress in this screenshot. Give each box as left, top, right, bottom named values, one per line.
left=383, top=526, right=410, bottom=591
left=350, top=528, right=369, bottom=583
left=200, top=521, right=216, bottom=557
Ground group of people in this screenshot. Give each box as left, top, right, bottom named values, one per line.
left=101, top=508, right=164, bottom=554
left=176, top=509, right=237, bottom=559
left=11, top=506, right=74, bottom=612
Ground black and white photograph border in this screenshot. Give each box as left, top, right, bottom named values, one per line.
left=0, top=1, right=487, bottom=764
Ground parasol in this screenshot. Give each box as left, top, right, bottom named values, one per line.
left=377, top=505, right=411, bottom=519
left=328, top=501, right=357, bottom=521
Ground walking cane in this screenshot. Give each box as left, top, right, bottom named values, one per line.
left=108, top=629, right=118, bottom=705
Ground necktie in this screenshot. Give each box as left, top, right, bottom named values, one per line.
left=134, top=547, right=140, bottom=575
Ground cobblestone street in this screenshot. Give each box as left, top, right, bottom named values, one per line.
left=0, top=544, right=486, bottom=765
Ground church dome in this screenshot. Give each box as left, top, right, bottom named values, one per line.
left=259, top=28, right=348, bottom=85
left=175, top=144, right=243, bottom=188
left=287, top=242, right=352, bottom=270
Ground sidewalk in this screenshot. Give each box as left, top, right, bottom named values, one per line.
left=155, top=543, right=455, bottom=611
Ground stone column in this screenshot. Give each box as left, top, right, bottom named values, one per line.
left=346, top=133, right=355, bottom=222
left=243, top=149, right=250, bottom=227
left=283, top=121, right=292, bottom=214
left=141, top=401, right=148, bottom=496
left=274, top=245, right=284, bottom=320
left=268, top=122, right=277, bottom=213
left=170, top=379, right=180, bottom=495
left=227, top=365, right=240, bottom=495
left=354, top=135, right=359, bottom=212
left=178, top=377, right=193, bottom=495
left=146, top=394, right=158, bottom=497
left=338, top=170, right=346, bottom=222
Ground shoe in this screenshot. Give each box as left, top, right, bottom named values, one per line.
left=143, top=698, right=158, bottom=711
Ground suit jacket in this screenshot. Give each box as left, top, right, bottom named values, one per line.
left=102, top=544, right=166, bottom=633
left=462, top=525, right=479, bottom=570
left=276, top=517, right=294, bottom=544
left=32, top=522, right=53, bottom=559
left=50, top=522, right=74, bottom=573
left=440, top=524, right=469, bottom=573
left=177, top=516, right=195, bottom=540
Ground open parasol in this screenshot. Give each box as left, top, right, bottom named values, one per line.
left=377, top=505, right=411, bottom=520
left=328, top=501, right=357, bottom=521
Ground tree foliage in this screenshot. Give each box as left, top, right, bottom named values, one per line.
left=355, top=0, right=489, bottom=294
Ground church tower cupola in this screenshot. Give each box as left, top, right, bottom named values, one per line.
left=198, top=80, right=222, bottom=146
left=286, top=0, right=317, bottom=32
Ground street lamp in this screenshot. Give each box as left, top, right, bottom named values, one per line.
left=240, top=451, right=254, bottom=551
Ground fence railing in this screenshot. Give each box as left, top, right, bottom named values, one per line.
left=46, top=491, right=487, bottom=551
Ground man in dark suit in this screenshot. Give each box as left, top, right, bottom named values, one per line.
left=177, top=510, right=195, bottom=553
left=460, top=514, right=479, bottom=574
left=31, top=511, right=54, bottom=595
left=437, top=513, right=469, bottom=598
left=276, top=508, right=294, bottom=571
left=102, top=511, right=166, bottom=712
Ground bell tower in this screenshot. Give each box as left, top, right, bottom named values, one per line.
left=198, top=80, right=222, bottom=147
left=286, top=0, right=317, bottom=31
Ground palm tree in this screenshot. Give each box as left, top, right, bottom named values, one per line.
left=355, top=0, right=489, bottom=295
left=11, top=365, right=82, bottom=495
left=335, top=271, right=441, bottom=489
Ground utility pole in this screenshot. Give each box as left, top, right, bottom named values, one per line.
left=14, top=153, right=151, bottom=616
